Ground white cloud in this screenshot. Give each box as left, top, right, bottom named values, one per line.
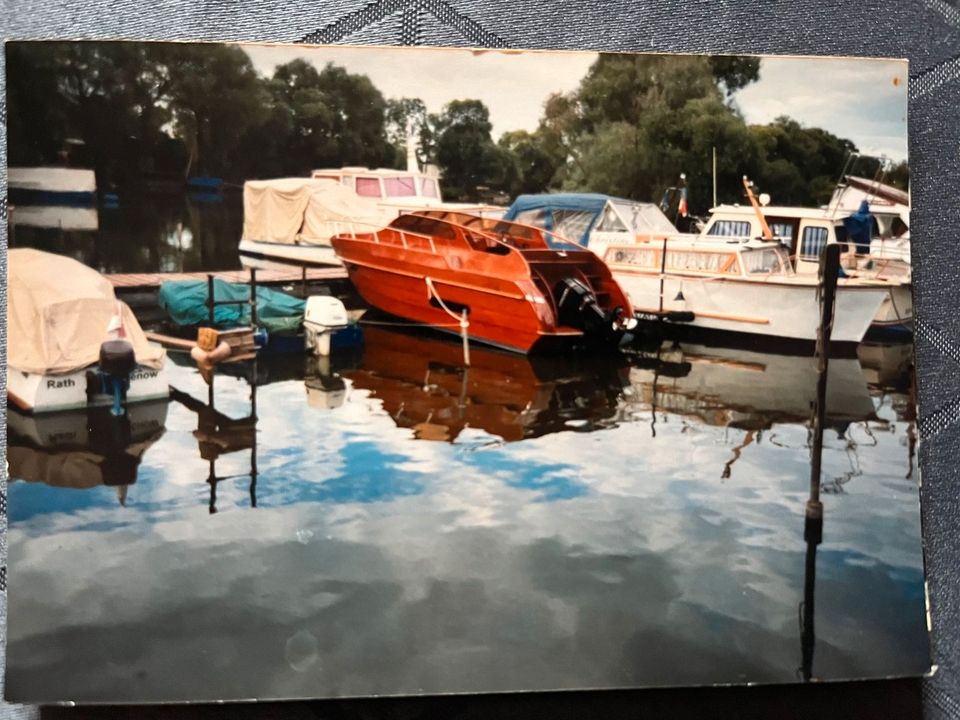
left=735, top=57, right=908, bottom=162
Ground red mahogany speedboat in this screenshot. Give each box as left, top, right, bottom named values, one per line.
left=330, top=210, right=635, bottom=354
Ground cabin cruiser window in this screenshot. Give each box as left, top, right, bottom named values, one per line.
left=768, top=221, right=795, bottom=248
left=606, top=246, right=658, bottom=267
left=612, top=200, right=677, bottom=233
left=597, top=204, right=628, bottom=232
left=514, top=208, right=546, bottom=227
left=799, top=226, right=829, bottom=261
left=356, top=177, right=382, bottom=198
left=384, top=176, right=418, bottom=198
left=551, top=210, right=594, bottom=245
left=314, top=175, right=339, bottom=182
left=666, top=250, right=731, bottom=273
left=707, top=220, right=752, bottom=238
left=419, top=178, right=439, bottom=199
left=891, top=216, right=909, bottom=238
left=742, top=246, right=791, bottom=274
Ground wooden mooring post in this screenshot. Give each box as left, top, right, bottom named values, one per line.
left=800, top=241, right=841, bottom=682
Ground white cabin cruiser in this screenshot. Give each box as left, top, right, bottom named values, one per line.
left=700, top=200, right=911, bottom=334
left=602, top=236, right=886, bottom=344
left=310, top=139, right=504, bottom=219
left=8, top=249, right=168, bottom=414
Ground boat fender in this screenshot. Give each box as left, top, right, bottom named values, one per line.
left=190, top=341, right=232, bottom=366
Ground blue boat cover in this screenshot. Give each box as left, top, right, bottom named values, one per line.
left=842, top=199, right=873, bottom=254
left=503, top=193, right=618, bottom=245
left=158, top=278, right=305, bottom=335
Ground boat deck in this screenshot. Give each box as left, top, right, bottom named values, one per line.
left=106, top=267, right=347, bottom=290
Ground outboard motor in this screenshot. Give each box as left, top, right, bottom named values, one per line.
left=304, top=296, right=349, bottom=357
left=99, top=339, right=137, bottom=416
left=554, top=277, right=626, bottom=342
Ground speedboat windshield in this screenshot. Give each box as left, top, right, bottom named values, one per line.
left=408, top=210, right=586, bottom=252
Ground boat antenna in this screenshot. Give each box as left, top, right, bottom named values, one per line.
left=742, top=176, right=774, bottom=241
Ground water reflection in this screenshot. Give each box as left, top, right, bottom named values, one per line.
left=8, top=400, right=168, bottom=504
left=5, top=332, right=927, bottom=703
left=8, top=193, right=243, bottom=273
left=341, top=326, right=630, bottom=442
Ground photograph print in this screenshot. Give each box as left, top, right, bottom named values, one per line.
left=4, top=41, right=927, bottom=704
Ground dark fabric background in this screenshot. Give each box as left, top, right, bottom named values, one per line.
left=1, top=1, right=958, bottom=717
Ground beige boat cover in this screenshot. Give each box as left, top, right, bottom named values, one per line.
left=242, top=178, right=390, bottom=246
left=9, top=248, right=166, bottom=374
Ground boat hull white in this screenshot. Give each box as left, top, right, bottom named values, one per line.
left=238, top=239, right=341, bottom=269
left=8, top=363, right=169, bottom=414
left=614, top=271, right=887, bottom=343
left=870, top=284, right=913, bottom=332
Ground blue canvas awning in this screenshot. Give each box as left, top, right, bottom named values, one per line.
left=503, top=193, right=615, bottom=246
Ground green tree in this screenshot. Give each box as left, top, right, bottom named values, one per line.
left=708, top=56, right=762, bottom=97
left=7, top=42, right=181, bottom=189
left=497, top=129, right=563, bottom=196
left=385, top=97, right=430, bottom=167
left=433, top=99, right=502, bottom=201
left=555, top=54, right=764, bottom=212
left=751, top=117, right=859, bottom=205
left=245, top=60, right=393, bottom=177
left=163, top=45, right=271, bottom=179
left=886, top=160, right=909, bottom=192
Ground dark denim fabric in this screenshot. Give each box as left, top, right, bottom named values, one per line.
left=2, top=1, right=958, bottom=717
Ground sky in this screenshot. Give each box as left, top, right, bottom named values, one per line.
left=243, top=45, right=908, bottom=162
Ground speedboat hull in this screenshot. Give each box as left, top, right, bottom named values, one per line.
left=332, top=211, right=635, bottom=354
left=342, top=261, right=579, bottom=354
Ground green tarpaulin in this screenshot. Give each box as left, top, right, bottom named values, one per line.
left=158, top=279, right=305, bottom=335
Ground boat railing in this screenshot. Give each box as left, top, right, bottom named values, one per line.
left=328, top=218, right=442, bottom=255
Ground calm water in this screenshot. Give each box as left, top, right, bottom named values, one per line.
left=8, top=194, right=243, bottom=273
left=6, top=324, right=929, bottom=703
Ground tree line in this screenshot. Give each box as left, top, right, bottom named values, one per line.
left=7, top=43, right=908, bottom=214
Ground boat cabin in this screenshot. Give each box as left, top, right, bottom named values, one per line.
left=311, top=166, right=442, bottom=205
left=503, top=193, right=679, bottom=259
left=701, top=204, right=909, bottom=275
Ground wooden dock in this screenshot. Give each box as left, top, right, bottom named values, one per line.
left=107, top=267, right=347, bottom=290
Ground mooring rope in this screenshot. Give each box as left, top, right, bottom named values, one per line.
left=425, top=276, right=471, bottom=365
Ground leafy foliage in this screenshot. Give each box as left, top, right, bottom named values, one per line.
left=6, top=44, right=902, bottom=211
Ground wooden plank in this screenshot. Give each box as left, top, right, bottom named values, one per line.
left=107, top=267, right=346, bottom=290
left=144, top=331, right=196, bottom=350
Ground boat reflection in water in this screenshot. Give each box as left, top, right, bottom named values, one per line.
left=339, top=325, right=883, bottom=449
left=6, top=322, right=926, bottom=701
left=7, top=400, right=168, bottom=504
left=338, top=325, right=631, bottom=442
left=625, top=342, right=877, bottom=431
